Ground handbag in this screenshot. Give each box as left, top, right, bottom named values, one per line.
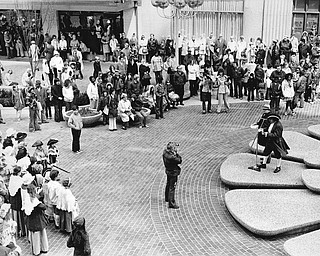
left=103, top=105, right=109, bottom=115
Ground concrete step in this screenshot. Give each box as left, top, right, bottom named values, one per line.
left=220, top=153, right=306, bottom=188
left=225, top=189, right=320, bottom=236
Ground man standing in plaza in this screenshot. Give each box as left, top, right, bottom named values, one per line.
left=162, top=142, right=182, bottom=209
left=34, top=80, right=48, bottom=124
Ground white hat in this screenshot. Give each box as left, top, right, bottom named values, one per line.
left=5, top=128, right=16, bottom=138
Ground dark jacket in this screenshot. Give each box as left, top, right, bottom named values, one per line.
left=26, top=202, right=48, bottom=232
left=263, top=121, right=290, bottom=157
left=67, top=230, right=91, bottom=256
left=51, top=84, right=63, bottom=105
left=162, top=149, right=182, bottom=176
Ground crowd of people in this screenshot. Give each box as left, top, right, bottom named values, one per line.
left=0, top=129, right=91, bottom=255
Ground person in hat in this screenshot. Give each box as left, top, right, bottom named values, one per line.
left=67, top=216, right=91, bottom=256
left=32, top=140, right=48, bottom=170
left=50, top=50, right=64, bottom=80
left=163, top=142, right=182, bottom=209
left=257, top=114, right=290, bottom=173
left=282, top=73, right=295, bottom=115
left=68, top=105, right=83, bottom=153
left=56, top=178, right=78, bottom=234
left=35, top=80, right=49, bottom=124
left=25, top=183, right=49, bottom=256
left=3, top=128, right=16, bottom=150
left=47, top=139, right=59, bottom=165
left=26, top=87, right=41, bottom=132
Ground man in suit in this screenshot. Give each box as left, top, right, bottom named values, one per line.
left=34, top=80, right=48, bottom=124
left=257, top=114, right=290, bottom=173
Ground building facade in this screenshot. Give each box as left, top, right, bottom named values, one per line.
left=0, top=0, right=319, bottom=46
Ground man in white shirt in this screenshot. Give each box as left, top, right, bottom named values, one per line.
left=86, top=76, right=99, bottom=109
left=50, top=51, right=64, bottom=80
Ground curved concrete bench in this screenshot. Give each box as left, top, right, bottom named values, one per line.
left=220, top=153, right=305, bottom=188
left=304, top=151, right=320, bottom=169
left=308, top=124, right=320, bottom=140
left=301, top=169, right=320, bottom=193
left=284, top=230, right=320, bottom=256
left=225, top=189, right=320, bottom=236
left=249, top=131, right=320, bottom=163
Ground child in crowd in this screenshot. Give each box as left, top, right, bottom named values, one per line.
left=32, top=140, right=48, bottom=173
left=47, top=139, right=59, bottom=166
left=247, top=73, right=256, bottom=102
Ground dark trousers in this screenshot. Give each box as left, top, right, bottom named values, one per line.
left=247, top=89, right=254, bottom=101
left=229, top=79, right=234, bottom=97
left=234, top=80, right=243, bottom=98
left=60, top=50, right=67, bottom=62
left=165, top=175, right=177, bottom=207
left=45, top=100, right=52, bottom=118
left=270, top=97, right=280, bottom=113
left=202, top=100, right=211, bottom=111
left=176, top=87, right=184, bottom=104
left=154, top=71, right=162, bottom=80
left=65, top=101, right=73, bottom=112
left=189, top=80, right=197, bottom=96
left=54, top=102, right=63, bottom=122
left=155, top=96, right=164, bottom=118
left=71, top=128, right=81, bottom=152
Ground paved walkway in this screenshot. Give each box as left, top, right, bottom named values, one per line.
left=4, top=98, right=318, bottom=256
left=2, top=57, right=320, bottom=255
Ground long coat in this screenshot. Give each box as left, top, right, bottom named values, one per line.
left=263, top=121, right=290, bottom=158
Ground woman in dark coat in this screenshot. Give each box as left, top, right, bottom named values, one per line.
left=67, top=216, right=91, bottom=256
left=25, top=184, right=49, bottom=256
left=257, top=114, right=290, bottom=173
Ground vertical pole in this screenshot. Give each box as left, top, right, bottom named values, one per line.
left=134, top=1, right=139, bottom=40
left=261, top=0, right=266, bottom=41
left=175, top=8, right=179, bottom=67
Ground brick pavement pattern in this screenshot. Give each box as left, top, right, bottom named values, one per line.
left=5, top=99, right=318, bottom=256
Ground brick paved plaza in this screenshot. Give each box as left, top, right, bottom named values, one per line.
left=2, top=60, right=320, bottom=255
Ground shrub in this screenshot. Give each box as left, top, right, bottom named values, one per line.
left=0, top=87, right=13, bottom=107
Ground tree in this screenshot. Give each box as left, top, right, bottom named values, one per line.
left=3, top=0, right=55, bottom=78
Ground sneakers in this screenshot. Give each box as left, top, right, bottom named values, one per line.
left=143, top=125, right=149, bottom=128
left=168, top=204, right=179, bottom=209
left=75, top=150, right=83, bottom=154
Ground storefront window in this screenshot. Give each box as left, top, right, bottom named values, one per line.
left=293, top=0, right=320, bottom=34
left=308, top=0, right=319, bottom=11
left=293, top=14, right=304, bottom=34
left=294, top=0, right=306, bottom=11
